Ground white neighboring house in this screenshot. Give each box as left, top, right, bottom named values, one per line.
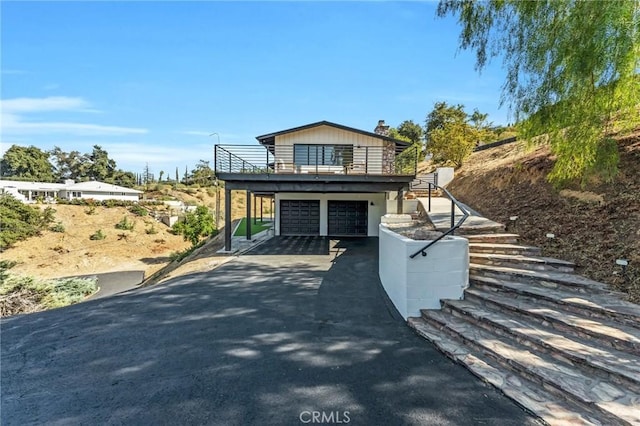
left=0, top=179, right=142, bottom=203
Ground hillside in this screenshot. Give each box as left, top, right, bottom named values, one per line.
left=442, top=130, right=640, bottom=302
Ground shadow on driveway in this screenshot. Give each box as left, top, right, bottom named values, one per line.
left=1, top=238, right=536, bottom=425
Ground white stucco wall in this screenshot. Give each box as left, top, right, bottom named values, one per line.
left=436, top=167, right=455, bottom=187
left=274, top=192, right=386, bottom=237
left=386, top=199, right=419, bottom=214
left=60, top=190, right=140, bottom=202
left=378, top=225, right=469, bottom=319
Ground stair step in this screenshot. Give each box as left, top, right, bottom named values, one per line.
left=470, top=263, right=611, bottom=293
left=464, top=233, right=520, bottom=244
left=464, top=288, right=640, bottom=356
left=470, top=275, right=640, bottom=329
left=469, top=243, right=542, bottom=256
left=456, top=224, right=506, bottom=234
left=470, top=253, right=575, bottom=273
left=441, top=298, right=640, bottom=392
left=418, top=310, right=640, bottom=425
left=408, top=317, right=602, bottom=426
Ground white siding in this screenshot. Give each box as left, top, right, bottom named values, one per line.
left=59, top=190, right=140, bottom=202
left=274, top=125, right=386, bottom=174
left=274, top=192, right=387, bottom=237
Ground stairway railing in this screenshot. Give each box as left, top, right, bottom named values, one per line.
left=409, top=183, right=470, bottom=259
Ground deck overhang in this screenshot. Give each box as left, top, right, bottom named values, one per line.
left=217, top=172, right=414, bottom=192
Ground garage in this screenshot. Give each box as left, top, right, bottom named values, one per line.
left=328, top=200, right=368, bottom=236
left=279, top=200, right=320, bottom=236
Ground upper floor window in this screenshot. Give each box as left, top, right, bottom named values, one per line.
left=294, top=144, right=353, bottom=166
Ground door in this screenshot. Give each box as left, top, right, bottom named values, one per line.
left=328, top=200, right=368, bottom=236
left=279, top=200, right=320, bottom=236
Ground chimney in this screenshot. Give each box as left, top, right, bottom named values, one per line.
left=374, top=120, right=390, bottom=136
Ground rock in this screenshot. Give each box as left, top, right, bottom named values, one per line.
left=408, top=229, right=444, bottom=240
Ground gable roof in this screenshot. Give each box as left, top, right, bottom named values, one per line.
left=255, top=120, right=411, bottom=148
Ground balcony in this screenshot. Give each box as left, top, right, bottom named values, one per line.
left=214, top=144, right=418, bottom=177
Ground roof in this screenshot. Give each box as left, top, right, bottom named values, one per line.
left=65, top=181, right=142, bottom=194
left=0, top=179, right=141, bottom=194
left=255, top=120, right=411, bottom=148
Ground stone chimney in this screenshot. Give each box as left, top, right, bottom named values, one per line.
left=374, top=120, right=390, bottom=136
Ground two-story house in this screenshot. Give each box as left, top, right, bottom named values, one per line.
left=214, top=120, right=419, bottom=251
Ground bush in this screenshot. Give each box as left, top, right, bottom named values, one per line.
left=90, top=229, right=106, bottom=240
left=0, top=274, right=98, bottom=316
left=172, top=206, right=216, bottom=246
left=85, top=205, right=97, bottom=215
left=115, top=216, right=135, bottom=231
left=129, top=204, right=148, bottom=216
left=50, top=222, right=65, bottom=233
left=145, top=224, right=158, bottom=235
left=0, top=194, right=49, bottom=251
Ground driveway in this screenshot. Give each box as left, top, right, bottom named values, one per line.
left=1, top=237, right=537, bottom=425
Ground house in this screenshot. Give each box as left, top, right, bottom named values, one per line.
left=214, top=120, right=419, bottom=251
left=0, top=179, right=142, bottom=203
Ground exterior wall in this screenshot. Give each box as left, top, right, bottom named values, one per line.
left=436, top=167, right=455, bottom=187
left=274, top=125, right=386, bottom=174
left=59, top=190, right=140, bottom=202
left=274, top=192, right=386, bottom=237
left=386, top=199, right=419, bottom=214
left=378, top=225, right=469, bottom=319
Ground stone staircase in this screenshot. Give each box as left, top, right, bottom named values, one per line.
left=408, top=230, right=640, bottom=425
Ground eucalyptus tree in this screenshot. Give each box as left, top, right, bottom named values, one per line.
left=438, top=0, right=640, bottom=185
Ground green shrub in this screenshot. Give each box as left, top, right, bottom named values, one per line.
left=129, top=204, right=148, bottom=216
left=0, top=194, right=48, bottom=251
left=145, top=224, right=158, bottom=235
left=50, top=222, right=65, bottom=233
left=172, top=206, right=216, bottom=246
left=115, top=216, right=135, bottom=231
left=85, top=205, right=97, bottom=215
left=90, top=229, right=106, bottom=240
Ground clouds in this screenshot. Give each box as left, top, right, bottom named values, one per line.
left=1, top=96, right=147, bottom=136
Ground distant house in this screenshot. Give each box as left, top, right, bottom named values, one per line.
left=0, top=179, right=142, bottom=203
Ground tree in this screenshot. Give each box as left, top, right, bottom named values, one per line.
left=424, top=102, right=482, bottom=167
left=172, top=205, right=216, bottom=246
left=396, top=120, right=424, bottom=146
left=437, top=0, right=640, bottom=184
left=159, top=170, right=165, bottom=182
left=1, top=145, right=55, bottom=181
left=191, top=160, right=214, bottom=186
left=49, top=147, right=90, bottom=181
left=0, top=193, right=54, bottom=250
left=87, top=145, right=116, bottom=181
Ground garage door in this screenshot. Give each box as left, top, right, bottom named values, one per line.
left=328, top=200, right=368, bottom=236
left=280, top=200, right=320, bottom=236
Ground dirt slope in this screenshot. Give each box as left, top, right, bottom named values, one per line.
left=444, top=131, right=640, bottom=302
left=4, top=205, right=192, bottom=279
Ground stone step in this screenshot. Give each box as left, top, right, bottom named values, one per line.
left=469, top=243, right=542, bottom=256
left=407, top=317, right=602, bottom=426
left=464, top=287, right=640, bottom=356
left=418, top=310, right=640, bottom=425
left=441, top=297, right=640, bottom=393
left=456, top=223, right=506, bottom=235
left=470, top=253, right=575, bottom=273
left=470, top=263, right=611, bottom=293
left=463, top=233, right=520, bottom=244
left=470, top=275, right=640, bottom=329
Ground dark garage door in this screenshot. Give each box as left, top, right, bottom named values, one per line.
left=280, top=200, right=320, bottom=236
left=328, top=200, right=368, bottom=236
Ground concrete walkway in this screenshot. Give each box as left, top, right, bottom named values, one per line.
left=418, top=197, right=504, bottom=232
left=1, top=238, right=536, bottom=425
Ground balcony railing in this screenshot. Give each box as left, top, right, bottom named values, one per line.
left=214, top=144, right=418, bottom=176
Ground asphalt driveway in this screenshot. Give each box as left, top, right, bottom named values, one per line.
left=1, top=237, right=537, bottom=425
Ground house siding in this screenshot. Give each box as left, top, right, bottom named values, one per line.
left=274, top=192, right=386, bottom=237
left=275, top=125, right=386, bottom=174
left=59, top=190, right=140, bottom=202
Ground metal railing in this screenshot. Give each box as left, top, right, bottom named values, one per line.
left=214, top=144, right=418, bottom=176
left=409, top=183, right=470, bottom=259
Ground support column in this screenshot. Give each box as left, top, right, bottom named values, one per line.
left=224, top=188, right=232, bottom=251
left=246, top=190, right=252, bottom=240
left=253, top=193, right=257, bottom=225
left=260, top=197, right=263, bottom=222
left=396, top=189, right=403, bottom=214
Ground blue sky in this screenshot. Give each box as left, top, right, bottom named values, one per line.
left=1, top=1, right=508, bottom=176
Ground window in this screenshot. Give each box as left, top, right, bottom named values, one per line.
left=293, top=144, right=354, bottom=166
left=72, top=191, right=82, bottom=197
